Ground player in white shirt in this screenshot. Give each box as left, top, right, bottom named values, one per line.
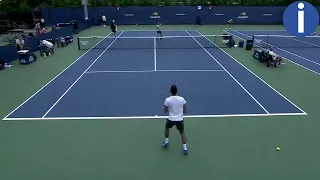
left=163, top=85, right=188, bottom=155
left=268, top=49, right=285, bottom=65
left=101, top=15, right=107, bottom=27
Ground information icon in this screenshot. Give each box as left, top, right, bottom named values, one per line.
left=283, top=1, right=319, bottom=37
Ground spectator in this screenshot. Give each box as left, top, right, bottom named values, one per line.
left=35, top=22, right=44, bottom=35
left=268, top=48, right=285, bottom=65
left=16, top=36, right=24, bottom=51
left=40, top=17, right=45, bottom=29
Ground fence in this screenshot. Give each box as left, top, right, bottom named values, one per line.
left=39, top=6, right=291, bottom=25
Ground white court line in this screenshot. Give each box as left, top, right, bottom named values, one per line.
left=212, top=30, right=307, bottom=114
left=2, top=32, right=113, bottom=120
left=285, top=37, right=320, bottom=48
left=234, top=30, right=320, bottom=67
left=2, top=112, right=307, bottom=121
left=124, top=30, right=187, bottom=32
left=185, top=30, right=270, bottom=114
left=258, top=34, right=320, bottom=48
left=154, top=37, right=157, bottom=71
left=85, top=69, right=225, bottom=74
left=227, top=30, right=320, bottom=76
left=41, top=31, right=124, bottom=118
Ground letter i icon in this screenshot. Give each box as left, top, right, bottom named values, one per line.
left=298, top=2, right=305, bottom=33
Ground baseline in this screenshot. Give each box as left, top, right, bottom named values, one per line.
left=2, top=112, right=307, bottom=121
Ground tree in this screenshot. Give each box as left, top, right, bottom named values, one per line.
left=26, top=0, right=43, bottom=7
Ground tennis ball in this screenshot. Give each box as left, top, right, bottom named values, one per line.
left=276, top=147, right=280, bottom=151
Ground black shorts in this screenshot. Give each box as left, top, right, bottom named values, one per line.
left=165, top=119, right=184, bottom=133
left=227, top=22, right=231, bottom=25
left=157, top=30, right=162, bottom=34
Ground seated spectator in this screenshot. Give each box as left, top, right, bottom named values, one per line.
left=40, top=17, right=46, bottom=29
left=16, top=36, right=25, bottom=51
left=268, top=49, right=285, bottom=65
left=40, top=39, right=54, bottom=49
left=35, top=22, right=44, bottom=35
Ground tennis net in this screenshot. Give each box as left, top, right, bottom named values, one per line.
left=77, top=35, right=233, bottom=50
left=253, top=35, right=320, bottom=49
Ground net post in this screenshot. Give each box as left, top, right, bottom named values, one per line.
left=77, top=37, right=80, bottom=50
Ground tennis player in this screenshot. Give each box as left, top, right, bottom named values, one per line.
left=163, top=85, right=188, bottom=155
left=101, top=15, right=107, bottom=27
left=111, top=20, right=117, bottom=35
left=156, top=24, right=162, bottom=40
left=227, top=19, right=232, bottom=29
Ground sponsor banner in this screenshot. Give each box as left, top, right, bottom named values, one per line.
left=150, top=12, right=160, bottom=19
left=214, top=14, right=224, bottom=16
left=176, top=14, right=186, bottom=16
left=124, top=14, right=134, bottom=17
left=237, top=12, right=248, bottom=19
left=263, top=13, right=272, bottom=16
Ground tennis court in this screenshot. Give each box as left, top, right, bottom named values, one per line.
left=2, top=30, right=305, bottom=120
left=1, top=25, right=320, bottom=180
left=226, top=29, right=320, bottom=75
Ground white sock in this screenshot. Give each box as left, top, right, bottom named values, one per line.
left=165, top=138, right=169, bottom=144
left=183, top=144, right=187, bottom=150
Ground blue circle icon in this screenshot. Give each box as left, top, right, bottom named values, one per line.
left=283, top=1, right=319, bottom=37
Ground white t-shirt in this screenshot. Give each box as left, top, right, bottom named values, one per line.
left=268, top=50, right=277, bottom=60
left=41, top=40, right=53, bottom=48
left=102, top=16, right=106, bottom=21
left=16, top=39, right=24, bottom=45
left=164, top=96, right=186, bottom=121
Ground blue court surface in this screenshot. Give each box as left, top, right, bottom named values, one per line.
left=226, top=29, right=320, bottom=75
left=3, top=30, right=306, bottom=120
